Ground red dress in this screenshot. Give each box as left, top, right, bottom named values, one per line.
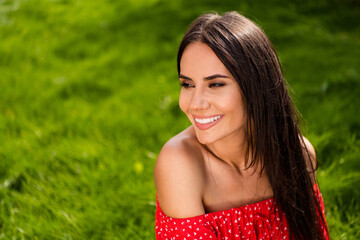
left=155, top=184, right=329, bottom=239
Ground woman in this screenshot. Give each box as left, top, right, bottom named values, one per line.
left=154, top=11, right=329, bottom=239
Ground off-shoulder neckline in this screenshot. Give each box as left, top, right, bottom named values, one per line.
left=156, top=196, right=275, bottom=221
left=156, top=183, right=320, bottom=221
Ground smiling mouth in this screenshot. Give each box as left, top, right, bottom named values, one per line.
left=194, top=115, right=222, bottom=124
left=193, top=115, right=223, bottom=130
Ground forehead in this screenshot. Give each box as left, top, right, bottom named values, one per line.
left=180, top=42, right=231, bottom=77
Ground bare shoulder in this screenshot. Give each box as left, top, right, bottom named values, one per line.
left=301, top=136, right=317, bottom=181
left=154, top=127, right=206, bottom=218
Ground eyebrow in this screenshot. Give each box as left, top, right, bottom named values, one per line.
left=178, top=74, right=230, bottom=81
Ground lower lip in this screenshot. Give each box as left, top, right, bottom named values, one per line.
left=194, top=116, right=223, bottom=130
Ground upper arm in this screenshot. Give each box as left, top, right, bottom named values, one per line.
left=301, top=136, right=317, bottom=183
left=154, top=140, right=206, bottom=218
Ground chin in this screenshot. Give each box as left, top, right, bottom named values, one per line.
left=194, top=129, right=219, bottom=145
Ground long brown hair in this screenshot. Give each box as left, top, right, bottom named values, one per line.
left=177, top=11, right=328, bottom=240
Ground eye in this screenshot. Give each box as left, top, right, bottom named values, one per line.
left=180, top=82, right=194, bottom=88
left=209, top=82, right=225, bottom=88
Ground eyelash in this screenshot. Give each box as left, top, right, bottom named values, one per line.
left=209, top=82, right=225, bottom=88
left=180, top=83, right=194, bottom=88
left=180, top=82, right=225, bottom=88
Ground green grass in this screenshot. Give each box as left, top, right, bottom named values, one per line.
left=0, top=0, right=359, bottom=239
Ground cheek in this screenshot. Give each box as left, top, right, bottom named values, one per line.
left=231, top=101, right=246, bottom=120
left=178, top=91, right=189, bottom=114
left=179, top=92, right=195, bottom=124
left=221, top=94, right=246, bottom=119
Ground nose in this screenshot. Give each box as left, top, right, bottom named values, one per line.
left=190, top=87, right=210, bottom=112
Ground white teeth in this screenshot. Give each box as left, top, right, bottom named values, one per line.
left=194, top=115, right=222, bottom=124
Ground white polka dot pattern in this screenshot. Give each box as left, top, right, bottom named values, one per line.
left=155, top=184, right=328, bottom=240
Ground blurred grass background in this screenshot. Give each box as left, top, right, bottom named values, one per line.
left=0, top=0, right=359, bottom=239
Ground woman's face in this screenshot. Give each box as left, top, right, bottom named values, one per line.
left=179, top=42, right=247, bottom=145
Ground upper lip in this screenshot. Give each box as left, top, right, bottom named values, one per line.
left=193, top=114, right=223, bottom=119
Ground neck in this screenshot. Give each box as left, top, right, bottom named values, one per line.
left=205, top=132, right=251, bottom=173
